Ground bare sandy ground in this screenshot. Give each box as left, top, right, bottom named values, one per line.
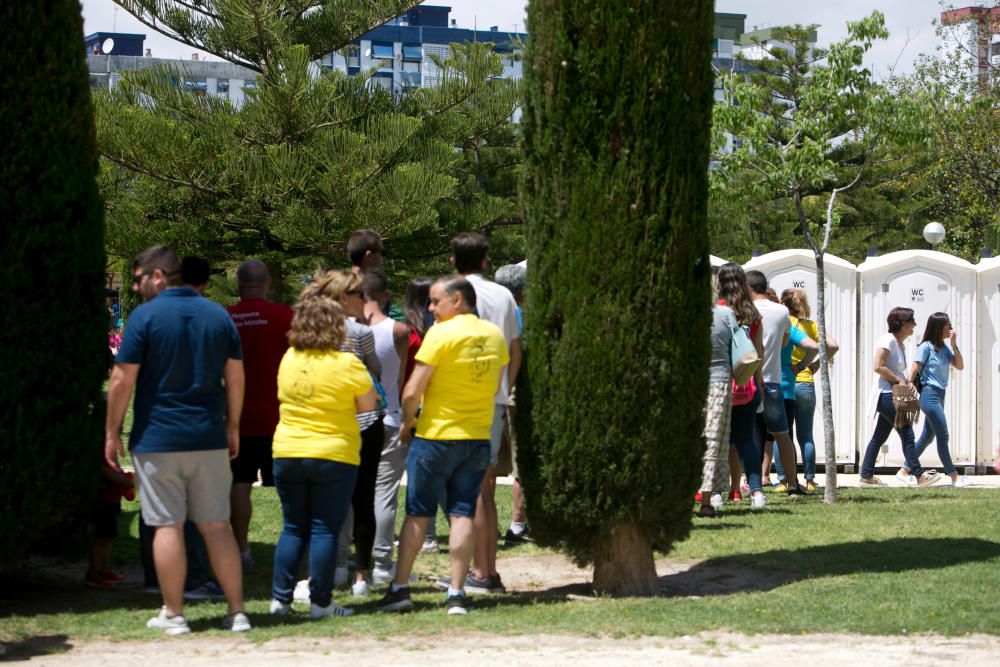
left=6, top=631, right=1000, bottom=666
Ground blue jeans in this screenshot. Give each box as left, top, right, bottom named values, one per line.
left=770, top=400, right=796, bottom=482
left=272, top=458, right=357, bottom=607
left=861, top=392, right=922, bottom=478
left=406, top=437, right=490, bottom=518
left=915, top=386, right=956, bottom=475
left=792, top=383, right=817, bottom=481
left=730, top=392, right=763, bottom=492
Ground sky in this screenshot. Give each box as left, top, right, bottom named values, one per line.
left=81, top=0, right=958, bottom=77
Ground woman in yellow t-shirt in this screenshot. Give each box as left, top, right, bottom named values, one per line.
left=270, top=290, right=375, bottom=620
left=781, top=289, right=839, bottom=492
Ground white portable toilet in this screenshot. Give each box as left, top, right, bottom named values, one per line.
left=976, top=254, right=1000, bottom=471
left=710, top=255, right=729, bottom=269
left=743, top=249, right=858, bottom=465
left=857, top=250, right=977, bottom=470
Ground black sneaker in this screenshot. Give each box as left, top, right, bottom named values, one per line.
left=464, top=573, right=493, bottom=594
left=504, top=527, right=533, bottom=545
left=488, top=573, right=506, bottom=593
left=447, top=593, right=471, bottom=615
left=786, top=484, right=808, bottom=496
left=377, top=586, right=414, bottom=613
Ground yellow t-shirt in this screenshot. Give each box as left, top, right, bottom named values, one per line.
left=272, top=347, right=373, bottom=464
left=415, top=314, right=509, bottom=440
left=790, top=316, right=819, bottom=383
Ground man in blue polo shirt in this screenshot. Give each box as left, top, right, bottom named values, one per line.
left=105, top=245, right=250, bottom=635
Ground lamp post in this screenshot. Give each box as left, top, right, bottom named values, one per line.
left=923, top=221, right=946, bottom=251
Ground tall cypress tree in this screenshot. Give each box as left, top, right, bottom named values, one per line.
left=520, top=0, right=715, bottom=595
left=0, top=1, right=108, bottom=568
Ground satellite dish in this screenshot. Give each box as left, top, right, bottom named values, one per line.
left=101, top=38, right=115, bottom=54
left=364, top=47, right=372, bottom=57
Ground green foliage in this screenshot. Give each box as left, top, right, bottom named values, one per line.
left=521, top=1, right=714, bottom=569
left=99, top=2, right=522, bottom=296
left=0, top=0, right=108, bottom=569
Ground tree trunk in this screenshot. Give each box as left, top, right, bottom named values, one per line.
left=814, top=254, right=838, bottom=503
left=592, top=523, right=660, bottom=596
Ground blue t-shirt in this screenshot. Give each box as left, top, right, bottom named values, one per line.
left=914, top=341, right=954, bottom=390
left=780, top=325, right=808, bottom=399
left=117, top=288, right=243, bottom=453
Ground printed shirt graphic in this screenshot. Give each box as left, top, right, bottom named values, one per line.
left=227, top=298, right=293, bottom=436
left=414, top=314, right=509, bottom=440
left=272, top=348, right=373, bottom=465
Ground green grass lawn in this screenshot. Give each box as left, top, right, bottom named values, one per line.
left=2, top=485, right=999, bottom=642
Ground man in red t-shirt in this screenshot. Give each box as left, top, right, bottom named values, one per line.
left=226, top=259, right=293, bottom=569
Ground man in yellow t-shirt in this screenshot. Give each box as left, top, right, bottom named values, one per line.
left=377, top=276, right=508, bottom=616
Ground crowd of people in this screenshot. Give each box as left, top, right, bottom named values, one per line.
left=97, top=240, right=977, bottom=635
left=101, top=231, right=525, bottom=633
left=699, top=262, right=970, bottom=518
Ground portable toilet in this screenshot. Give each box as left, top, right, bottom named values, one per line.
left=743, top=249, right=858, bottom=465
left=710, top=255, right=729, bottom=268
left=976, top=254, right=1000, bottom=471
left=857, top=250, right=977, bottom=470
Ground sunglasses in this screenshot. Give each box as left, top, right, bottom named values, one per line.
left=132, top=270, right=152, bottom=286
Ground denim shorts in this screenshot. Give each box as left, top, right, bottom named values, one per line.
left=405, top=437, right=490, bottom=518
left=761, top=383, right=789, bottom=435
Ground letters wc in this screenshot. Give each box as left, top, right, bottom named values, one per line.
left=976, top=254, right=1000, bottom=470
left=857, top=250, right=977, bottom=470
left=743, top=249, right=858, bottom=464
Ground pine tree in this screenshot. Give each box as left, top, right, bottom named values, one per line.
left=99, top=2, right=520, bottom=291
left=520, top=0, right=715, bottom=595
left=0, top=0, right=107, bottom=568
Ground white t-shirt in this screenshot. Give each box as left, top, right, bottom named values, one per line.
left=371, top=318, right=401, bottom=427
left=754, top=298, right=790, bottom=384
left=876, top=332, right=908, bottom=393
left=466, top=274, right=518, bottom=405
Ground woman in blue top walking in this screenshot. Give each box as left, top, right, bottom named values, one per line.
left=908, top=312, right=968, bottom=488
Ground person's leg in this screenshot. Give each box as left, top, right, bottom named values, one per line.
left=728, top=445, right=742, bottom=494
left=152, top=524, right=187, bottom=616
left=352, top=420, right=384, bottom=583
left=898, top=422, right=922, bottom=478
left=698, top=382, right=731, bottom=510
left=763, top=384, right=800, bottom=490
left=271, top=458, right=308, bottom=604
left=731, top=398, right=763, bottom=493
left=139, top=514, right=157, bottom=588
left=445, top=440, right=491, bottom=591
left=196, top=521, right=245, bottom=615
left=229, top=435, right=264, bottom=556
left=795, top=383, right=817, bottom=482
left=772, top=441, right=786, bottom=482
left=394, top=437, right=447, bottom=586
left=229, top=483, right=253, bottom=554
left=395, top=515, right=430, bottom=585
left=183, top=520, right=211, bottom=589
left=922, top=387, right=956, bottom=477
left=307, top=459, right=358, bottom=608
left=861, top=393, right=895, bottom=478
left=373, top=425, right=407, bottom=572
left=90, top=537, right=112, bottom=573
left=472, top=405, right=504, bottom=579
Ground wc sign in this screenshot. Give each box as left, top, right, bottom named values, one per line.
left=792, top=280, right=807, bottom=289
left=911, top=288, right=924, bottom=303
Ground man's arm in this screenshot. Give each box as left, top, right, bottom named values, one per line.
left=400, top=362, right=435, bottom=445
left=507, top=337, right=522, bottom=395
left=105, top=363, right=139, bottom=470
left=393, top=321, right=410, bottom=394
left=793, top=336, right=819, bottom=373
left=224, top=358, right=245, bottom=460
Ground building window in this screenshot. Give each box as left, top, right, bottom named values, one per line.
left=345, top=43, right=360, bottom=68
left=371, top=43, right=394, bottom=60
left=216, top=79, right=229, bottom=94
left=370, top=76, right=393, bottom=92
left=402, top=44, right=422, bottom=61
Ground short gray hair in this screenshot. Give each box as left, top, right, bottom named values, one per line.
left=494, top=264, right=526, bottom=301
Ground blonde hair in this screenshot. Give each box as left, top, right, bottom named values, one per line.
left=780, top=288, right=811, bottom=319
left=299, top=269, right=362, bottom=302
left=287, top=276, right=347, bottom=350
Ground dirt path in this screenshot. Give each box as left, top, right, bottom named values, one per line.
left=7, top=631, right=999, bottom=666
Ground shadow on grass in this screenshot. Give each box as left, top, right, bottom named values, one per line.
left=658, top=536, right=1000, bottom=598
left=0, top=635, right=71, bottom=661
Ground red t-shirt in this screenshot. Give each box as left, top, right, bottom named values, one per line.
left=402, top=326, right=423, bottom=396
left=227, top=298, right=294, bottom=437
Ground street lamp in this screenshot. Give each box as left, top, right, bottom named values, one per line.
left=923, top=222, right=946, bottom=251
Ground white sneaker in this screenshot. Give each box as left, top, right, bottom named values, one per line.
left=709, top=493, right=724, bottom=511
left=895, top=469, right=916, bottom=486
left=293, top=579, right=311, bottom=602
left=269, top=599, right=292, bottom=616
left=333, top=567, right=349, bottom=587
left=146, top=607, right=191, bottom=636
left=372, top=565, right=395, bottom=586
left=859, top=476, right=887, bottom=488
left=421, top=538, right=439, bottom=554
left=310, top=601, right=354, bottom=619
left=351, top=580, right=370, bottom=597
left=952, top=475, right=971, bottom=488
left=222, top=612, right=252, bottom=632
left=751, top=492, right=766, bottom=510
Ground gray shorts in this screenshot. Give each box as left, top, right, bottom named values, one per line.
left=489, top=404, right=506, bottom=466
left=133, top=449, right=232, bottom=526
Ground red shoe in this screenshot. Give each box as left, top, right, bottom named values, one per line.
left=694, top=491, right=703, bottom=503
left=728, top=489, right=743, bottom=502
left=84, top=570, right=117, bottom=589
left=99, top=570, right=125, bottom=583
